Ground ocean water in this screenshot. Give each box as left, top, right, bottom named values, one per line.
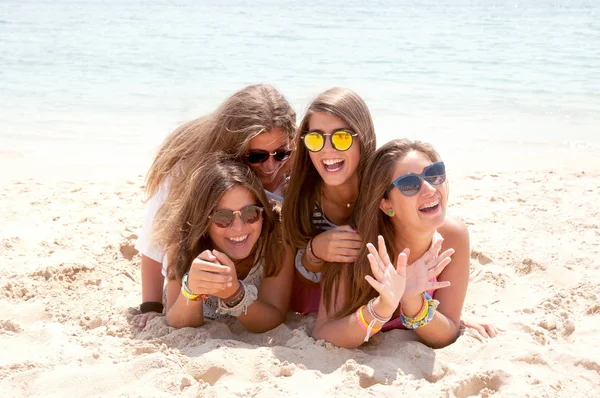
left=1, top=0, right=599, bottom=163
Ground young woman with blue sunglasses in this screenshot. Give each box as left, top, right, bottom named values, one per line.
left=314, top=139, right=475, bottom=348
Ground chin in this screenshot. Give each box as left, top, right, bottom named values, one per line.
left=320, top=172, right=350, bottom=187
left=260, top=172, right=278, bottom=185
left=215, top=235, right=259, bottom=261
left=228, top=252, right=250, bottom=261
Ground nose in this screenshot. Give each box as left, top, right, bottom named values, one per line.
left=230, top=213, right=245, bottom=231
left=262, top=155, right=276, bottom=171
left=420, top=178, right=437, bottom=195
left=321, top=135, right=335, bottom=152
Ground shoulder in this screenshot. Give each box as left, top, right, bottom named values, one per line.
left=438, top=216, right=469, bottom=250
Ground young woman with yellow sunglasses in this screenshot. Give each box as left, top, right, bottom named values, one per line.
left=282, top=87, right=376, bottom=314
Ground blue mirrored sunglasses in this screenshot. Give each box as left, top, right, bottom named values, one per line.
left=385, top=161, right=446, bottom=197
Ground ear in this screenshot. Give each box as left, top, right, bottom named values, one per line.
left=379, top=198, right=393, bottom=217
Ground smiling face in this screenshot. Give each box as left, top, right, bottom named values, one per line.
left=208, top=185, right=263, bottom=261
left=381, top=150, right=447, bottom=232
left=247, top=127, right=290, bottom=192
left=307, top=112, right=361, bottom=188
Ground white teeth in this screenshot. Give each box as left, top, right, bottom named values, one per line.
left=323, top=159, right=343, bottom=166
left=228, top=235, right=248, bottom=242
left=261, top=169, right=275, bottom=175
left=419, top=199, right=439, bottom=210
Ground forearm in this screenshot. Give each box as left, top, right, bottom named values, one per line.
left=313, top=298, right=393, bottom=348
left=141, top=255, right=165, bottom=303
left=236, top=300, right=287, bottom=333
left=401, top=295, right=460, bottom=348
left=165, top=291, right=204, bottom=328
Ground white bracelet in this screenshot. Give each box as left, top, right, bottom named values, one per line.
left=216, top=281, right=258, bottom=317
left=294, top=249, right=322, bottom=283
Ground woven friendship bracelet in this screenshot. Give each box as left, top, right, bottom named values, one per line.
left=224, top=283, right=245, bottom=308
left=181, top=272, right=208, bottom=303
left=216, top=282, right=258, bottom=317
left=367, top=298, right=392, bottom=324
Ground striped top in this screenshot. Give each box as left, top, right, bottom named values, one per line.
left=312, top=202, right=337, bottom=233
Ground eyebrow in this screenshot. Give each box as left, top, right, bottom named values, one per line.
left=307, top=127, right=353, bottom=134
left=247, top=146, right=288, bottom=152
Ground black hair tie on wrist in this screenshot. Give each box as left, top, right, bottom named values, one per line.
left=140, top=301, right=164, bottom=314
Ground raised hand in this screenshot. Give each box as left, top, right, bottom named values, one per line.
left=364, top=236, right=407, bottom=315
left=186, top=250, right=239, bottom=299
left=311, top=225, right=362, bottom=263
left=403, top=236, right=453, bottom=300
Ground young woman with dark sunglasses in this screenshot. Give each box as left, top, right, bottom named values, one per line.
left=155, top=154, right=294, bottom=331
left=282, top=87, right=377, bottom=315
left=313, top=139, right=473, bottom=348
left=133, top=84, right=296, bottom=328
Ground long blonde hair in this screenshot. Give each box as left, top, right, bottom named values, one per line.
left=145, top=84, right=296, bottom=199
left=282, top=88, right=376, bottom=250
left=321, top=139, right=442, bottom=317
left=154, top=153, right=284, bottom=281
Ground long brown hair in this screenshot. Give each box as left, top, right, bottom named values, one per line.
left=321, top=139, right=442, bottom=317
left=154, top=153, right=284, bottom=281
left=145, top=84, right=296, bottom=199
left=282, top=87, right=376, bottom=250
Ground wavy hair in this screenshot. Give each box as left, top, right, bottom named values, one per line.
left=321, top=139, right=442, bottom=317
left=154, top=153, right=283, bottom=281
left=145, top=84, right=296, bottom=199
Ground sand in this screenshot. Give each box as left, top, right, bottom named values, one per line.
left=1, top=146, right=599, bottom=397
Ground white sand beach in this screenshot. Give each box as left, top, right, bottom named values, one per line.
left=1, top=144, right=599, bottom=397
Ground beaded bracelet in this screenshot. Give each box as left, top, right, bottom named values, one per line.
left=399, top=292, right=440, bottom=329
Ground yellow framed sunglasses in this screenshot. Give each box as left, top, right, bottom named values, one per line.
left=301, top=129, right=358, bottom=152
